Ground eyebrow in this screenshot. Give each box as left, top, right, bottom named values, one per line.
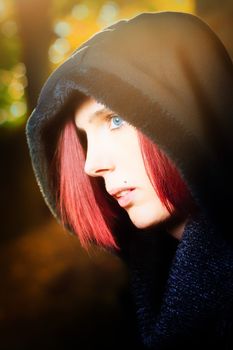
left=89, top=107, right=112, bottom=120
left=76, top=107, right=113, bottom=130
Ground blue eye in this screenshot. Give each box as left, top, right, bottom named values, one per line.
left=110, top=115, right=126, bottom=130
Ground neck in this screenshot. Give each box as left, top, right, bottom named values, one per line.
left=164, top=215, right=190, bottom=240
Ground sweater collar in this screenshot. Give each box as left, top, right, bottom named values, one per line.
left=129, top=212, right=233, bottom=348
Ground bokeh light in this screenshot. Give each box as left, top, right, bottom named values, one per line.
left=97, top=1, right=119, bottom=26
left=10, top=101, right=27, bottom=118
left=49, top=38, right=71, bottom=64
left=54, top=21, right=71, bottom=37
left=71, top=3, right=90, bottom=21
left=0, top=63, right=27, bottom=127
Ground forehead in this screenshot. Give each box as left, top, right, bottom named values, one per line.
left=74, top=99, right=111, bottom=130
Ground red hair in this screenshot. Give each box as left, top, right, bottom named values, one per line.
left=50, top=108, right=197, bottom=251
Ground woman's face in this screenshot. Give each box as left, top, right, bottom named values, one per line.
left=74, top=98, right=173, bottom=230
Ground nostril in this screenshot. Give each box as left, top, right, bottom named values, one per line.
left=84, top=165, right=112, bottom=177
left=84, top=162, right=107, bottom=177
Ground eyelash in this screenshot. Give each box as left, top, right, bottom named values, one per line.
left=76, top=114, right=126, bottom=151
left=108, top=114, right=126, bottom=130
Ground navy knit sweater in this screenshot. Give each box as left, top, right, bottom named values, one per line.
left=128, top=212, right=233, bottom=349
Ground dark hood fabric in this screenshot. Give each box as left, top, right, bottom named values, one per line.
left=25, top=11, right=233, bottom=349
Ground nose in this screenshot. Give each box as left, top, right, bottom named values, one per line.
left=84, top=142, right=114, bottom=177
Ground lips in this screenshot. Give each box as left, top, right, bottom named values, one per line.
left=115, top=190, right=132, bottom=198
left=108, top=187, right=135, bottom=208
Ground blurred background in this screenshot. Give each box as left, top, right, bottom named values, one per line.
left=0, top=0, right=232, bottom=349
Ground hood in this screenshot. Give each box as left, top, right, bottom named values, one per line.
left=26, top=11, right=233, bottom=251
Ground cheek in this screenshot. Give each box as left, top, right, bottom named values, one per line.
left=119, top=131, right=144, bottom=167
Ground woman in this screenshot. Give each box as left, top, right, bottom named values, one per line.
left=26, top=11, right=233, bottom=349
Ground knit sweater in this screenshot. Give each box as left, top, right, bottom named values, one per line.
left=128, top=212, right=233, bottom=349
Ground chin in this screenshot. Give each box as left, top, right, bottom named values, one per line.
left=128, top=207, right=172, bottom=230
left=129, top=215, right=162, bottom=230
left=128, top=201, right=172, bottom=227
